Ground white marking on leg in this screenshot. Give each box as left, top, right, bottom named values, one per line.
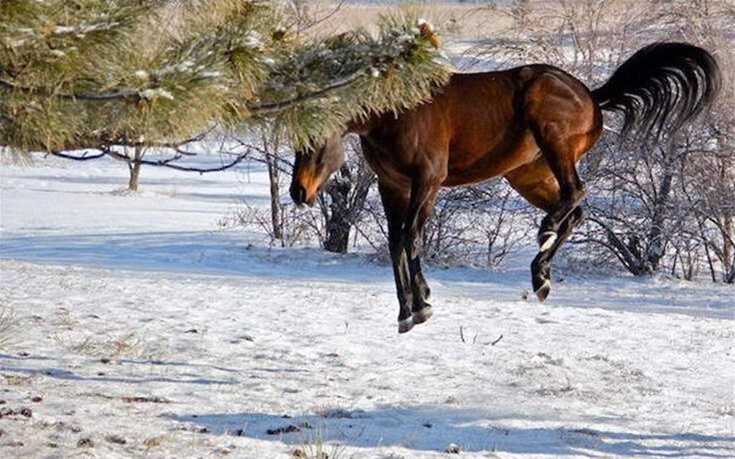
left=534, top=278, right=551, bottom=294
left=538, top=231, right=557, bottom=252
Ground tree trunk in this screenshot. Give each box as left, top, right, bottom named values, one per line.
left=324, top=167, right=352, bottom=253
left=590, top=216, right=652, bottom=276
left=720, top=153, right=733, bottom=282
left=267, top=154, right=283, bottom=241
left=127, top=146, right=143, bottom=191
left=645, top=147, right=675, bottom=272
left=322, top=152, right=374, bottom=254
left=726, top=265, right=735, bottom=284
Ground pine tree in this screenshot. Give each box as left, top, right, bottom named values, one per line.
left=0, top=0, right=450, bottom=155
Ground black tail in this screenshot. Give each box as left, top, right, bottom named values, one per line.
left=593, top=42, right=721, bottom=140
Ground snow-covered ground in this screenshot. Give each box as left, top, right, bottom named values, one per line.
left=1, top=155, right=733, bottom=458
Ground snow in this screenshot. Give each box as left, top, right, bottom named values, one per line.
left=1, top=154, right=733, bottom=458
left=140, top=88, right=175, bottom=101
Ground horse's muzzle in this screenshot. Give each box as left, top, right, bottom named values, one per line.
left=289, top=183, right=306, bottom=205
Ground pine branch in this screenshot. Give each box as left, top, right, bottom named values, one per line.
left=48, top=150, right=107, bottom=161
left=0, top=78, right=142, bottom=103
left=247, top=73, right=363, bottom=116
left=2, top=4, right=451, bottom=155
left=2, top=70, right=363, bottom=117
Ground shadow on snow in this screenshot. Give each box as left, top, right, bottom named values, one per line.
left=167, top=407, right=734, bottom=457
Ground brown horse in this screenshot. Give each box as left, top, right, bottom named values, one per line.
left=290, top=42, right=720, bottom=333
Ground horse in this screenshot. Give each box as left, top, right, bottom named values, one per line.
left=289, top=42, right=720, bottom=333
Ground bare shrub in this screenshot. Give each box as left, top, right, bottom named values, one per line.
left=473, top=0, right=733, bottom=281
left=217, top=200, right=317, bottom=248
left=360, top=179, right=532, bottom=268
left=421, top=182, right=533, bottom=267
left=222, top=135, right=375, bottom=252
left=316, top=137, right=376, bottom=253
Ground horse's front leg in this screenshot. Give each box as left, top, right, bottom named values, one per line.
left=406, top=228, right=436, bottom=324
left=403, top=182, right=439, bottom=325
left=380, top=184, right=415, bottom=333
left=389, top=219, right=415, bottom=333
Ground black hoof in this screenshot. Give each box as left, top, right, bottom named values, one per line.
left=398, top=317, right=414, bottom=334
left=412, top=304, right=433, bottom=324
left=531, top=255, right=552, bottom=302
left=535, top=279, right=551, bottom=302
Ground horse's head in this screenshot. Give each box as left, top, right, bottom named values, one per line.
left=289, top=134, right=345, bottom=206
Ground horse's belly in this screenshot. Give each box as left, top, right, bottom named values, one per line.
left=443, top=131, right=539, bottom=187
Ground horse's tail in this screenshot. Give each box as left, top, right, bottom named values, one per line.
left=592, top=42, right=721, bottom=140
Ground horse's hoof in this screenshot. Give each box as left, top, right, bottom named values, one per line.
left=412, top=304, right=433, bottom=324
left=538, top=231, right=557, bottom=252
left=398, top=317, right=414, bottom=334
left=535, top=279, right=551, bottom=302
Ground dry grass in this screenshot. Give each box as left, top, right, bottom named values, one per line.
left=53, top=331, right=156, bottom=359
left=0, top=302, right=19, bottom=351
left=293, top=423, right=349, bottom=459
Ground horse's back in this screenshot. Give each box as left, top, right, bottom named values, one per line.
left=359, top=65, right=598, bottom=188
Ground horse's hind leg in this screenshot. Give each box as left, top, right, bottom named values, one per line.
left=379, top=182, right=415, bottom=333
left=530, top=156, right=585, bottom=301
left=531, top=206, right=585, bottom=299
left=524, top=72, right=601, bottom=261
left=505, top=156, right=586, bottom=301
left=532, top=137, right=587, bottom=256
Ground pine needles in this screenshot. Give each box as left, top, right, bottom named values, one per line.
left=263, top=13, right=451, bottom=149
left=0, top=1, right=451, bottom=154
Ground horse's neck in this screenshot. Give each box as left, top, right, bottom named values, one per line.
left=346, top=112, right=387, bottom=135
